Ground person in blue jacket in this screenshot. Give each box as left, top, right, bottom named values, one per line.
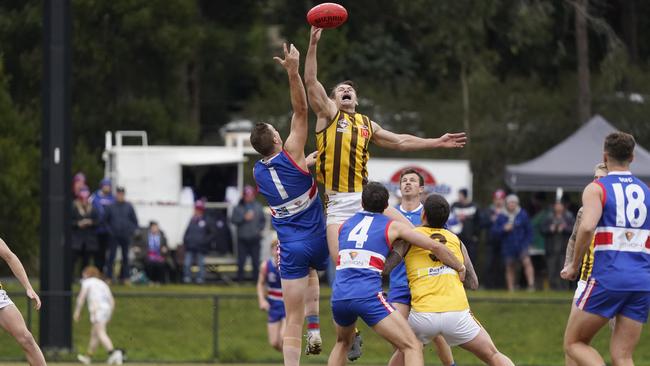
left=491, top=194, right=535, bottom=292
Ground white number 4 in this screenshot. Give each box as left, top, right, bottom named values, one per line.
left=348, top=216, right=374, bottom=248
left=612, top=183, right=647, bottom=228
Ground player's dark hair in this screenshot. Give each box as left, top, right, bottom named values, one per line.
left=604, top=132, right=635, bottom=164
left=361, top=182, right=389, bottom=213
left=399, top=168, right=424, bottom=187
left=459, top=188, right=468, bottom=198
left=250, top=122, right=276, bottom=156
left=329, top=80, right=356, bottom=98
left=422, top=194, right=450, bottom=229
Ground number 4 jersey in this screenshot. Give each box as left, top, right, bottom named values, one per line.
left=592, top=171, right=650, bottom=291
left=332, top=211, right=393, bottom=301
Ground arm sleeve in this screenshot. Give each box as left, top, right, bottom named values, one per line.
left=230, top=206, right=244, bottom=226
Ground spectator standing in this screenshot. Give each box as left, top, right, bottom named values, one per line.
left=72, top=186, right=99, bottom=277
left=231, top=186, right=266, bottom=282
left=483, top=189, right=506, bottom=288
left=144, top=221, right=169, bottom=284
left=541, top=201, right=575, bottom=290
left=182, top=200, right=216, bottom=284
left=491, top=194, right=535, bottom=291
left=105, top=187, right=139, bottom=284
left=90, top=178, right=115, bottom=274
left=73, top=172, right=86, bottom=198
left=530, top=202, right=550, bottom=289
left=450, top=188, right=480, bottom=261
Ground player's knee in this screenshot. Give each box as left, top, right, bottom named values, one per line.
left=17, top=330, right=36, bottom=348
left=271, top=339, right=283, bottom=352
left=397, top=335, right=421, bottom=353
left=336, top=332, right=354, bottom=347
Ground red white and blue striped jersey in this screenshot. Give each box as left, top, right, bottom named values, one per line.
left=332, top=211, right=393, bottom=301
left=592, top=171, right=650, bottom=291
left=266, top=258, right=283, bottom=302
left=388, top=204, right=422, bottom=291
left=254, top=150, right=326, bottom=241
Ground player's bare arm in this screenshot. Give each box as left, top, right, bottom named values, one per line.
left=563, top=207, right=583, bottom=268
left=371, top=121, right=467, bottom=151
left=256, top=261, right=270, bottom=311
left=382, top=239, right=410, bottom=276
left=390, top=223, right=465, bottom=278
left=275, top=43, right=309, bottom=169
left=460, top=242, right=479, bottom=290
left=304, top=26, right=337, bottom=129
left=561, top=183, right=602, bottom=280
left=0, top=238, right=41, bottom=310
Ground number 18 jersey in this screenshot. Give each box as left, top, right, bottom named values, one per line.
left=592, top=171, right=650, bottom=291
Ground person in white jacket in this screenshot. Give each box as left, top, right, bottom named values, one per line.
left=74, top=266, right=123, bottom=365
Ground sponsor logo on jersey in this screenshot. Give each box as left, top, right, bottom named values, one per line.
left=625, top=231, right=634, bottom=241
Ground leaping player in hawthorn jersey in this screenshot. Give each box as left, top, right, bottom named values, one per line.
left=561, top=132, right=650, bottom=366
left=305, top=25, right=466, bottom=360
left=386, top=170, right=479, bottom=366
left=0, top=237, right=46, bottom=366
left=328, top=182, right=466, bottom=366
left=250, top=43, right=328, bottom=366
left=561, top=162, right=610, bottom=366
left=257, top=238, right=286, bottom=352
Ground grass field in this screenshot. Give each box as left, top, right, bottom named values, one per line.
left=1, top=282, right=650, bottom=365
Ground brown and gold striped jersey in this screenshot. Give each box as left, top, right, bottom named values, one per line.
left=316, top=110, right=373, bottom=193
left=580, top=237, right=595, bottom=281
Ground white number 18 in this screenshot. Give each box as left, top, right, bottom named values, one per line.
left=612, top=183, right=647, bottom=228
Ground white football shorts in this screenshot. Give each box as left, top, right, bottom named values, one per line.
left=89, top=303, right=113, bottom=324
left=408, top=309, right=482, bottom=347
left=325, top=192, right=362, bottom=226
left=0, top=290, right=14, bottom=309
left=573, top=279, right=587, bottom=301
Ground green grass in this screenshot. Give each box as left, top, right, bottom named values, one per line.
left=1, top=282, right=650, bottom=365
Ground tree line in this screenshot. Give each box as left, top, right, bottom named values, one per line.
left=0, top=0, right=649, bottom=267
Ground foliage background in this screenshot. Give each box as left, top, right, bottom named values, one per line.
left=1, top=0, right=650, bottom=267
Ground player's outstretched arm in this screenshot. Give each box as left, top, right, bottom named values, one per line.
left=304, top=26, right=337, bottom=125
left=371, top=121, right=467, bottom=151
left=460, top=242, right=479, bottom=290
left=390, top=223, right=465, bottom=278
left=561, top=183, right=602, bottom=280
left=0, top=238, right=41, bottom=310
left=275, top=43, right=309, bottom=167
left=256, top=261, right=270, bottom=311
left=563, top=207, right=584, bottom=269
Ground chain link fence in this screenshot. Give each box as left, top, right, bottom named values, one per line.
left=0, top=292, right=649, bottom=364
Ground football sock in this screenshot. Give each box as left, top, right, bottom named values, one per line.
left=306, top=315, right=320, bottom=334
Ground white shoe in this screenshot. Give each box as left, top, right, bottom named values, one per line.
left=305, top=331, right=322, bottom=355
left=107, top=349, right=123, bottom=365
left=77, top=354, right=91, bottom=365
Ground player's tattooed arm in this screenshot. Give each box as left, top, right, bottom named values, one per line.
left=563, top=207, right=583, bottom=268
left=382, top=239, right=410, bottom=276
left=460, top=242, right=479, bottom=290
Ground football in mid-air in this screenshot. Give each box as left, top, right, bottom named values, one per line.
left=307, top=3, right=348, bottom=29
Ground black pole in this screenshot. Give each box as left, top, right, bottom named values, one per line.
left=40, top=0, right=72, bottom=351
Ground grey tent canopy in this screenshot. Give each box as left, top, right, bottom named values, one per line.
left=505, top=115, right=650, bottom=191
